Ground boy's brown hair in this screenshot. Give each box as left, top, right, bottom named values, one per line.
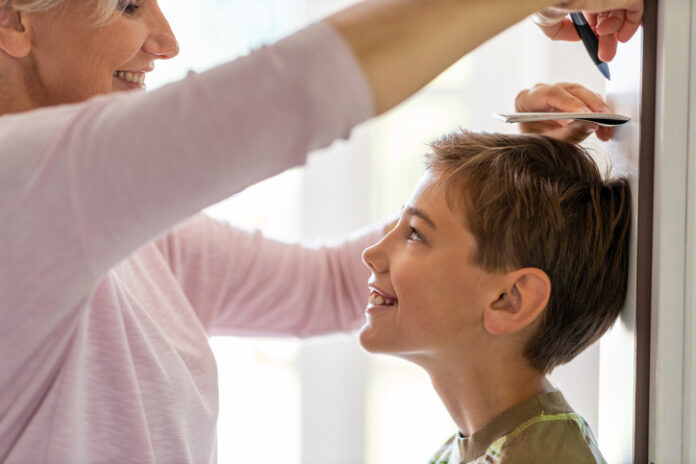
left=425, top=130, right=631, bottom=373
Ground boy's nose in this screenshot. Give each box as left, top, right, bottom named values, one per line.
left=362, top=241, right=388, bottom=273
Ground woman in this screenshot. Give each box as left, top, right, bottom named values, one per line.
left=0, top=0, right=641, bottom=462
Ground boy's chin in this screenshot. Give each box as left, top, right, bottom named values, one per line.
left=358, top=323, right=399, bottom=355
left=357, top=325, right=375, bottom=351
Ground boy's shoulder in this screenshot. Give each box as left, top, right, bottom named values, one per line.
left=429, top=391, right=606, bottom=464
left=495, top=407, right=605, bottom=464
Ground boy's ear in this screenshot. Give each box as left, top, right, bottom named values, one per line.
left=483, top=268, right=551, bottom=335
left=0, top=3, right=31, bottom=58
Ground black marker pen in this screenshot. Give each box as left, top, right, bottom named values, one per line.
left=570, top=12, right=611, bottom=80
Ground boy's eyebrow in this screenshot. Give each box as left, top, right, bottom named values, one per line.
left=403, top=205, right=437, bottom=229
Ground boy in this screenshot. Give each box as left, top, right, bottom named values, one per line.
left=360, top=130, right=630, bottom=463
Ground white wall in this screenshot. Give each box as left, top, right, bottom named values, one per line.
left=596, top=28, right=644, bottom=464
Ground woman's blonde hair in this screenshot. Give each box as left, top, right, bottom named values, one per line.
left=8, top=0, right=120, bottom=24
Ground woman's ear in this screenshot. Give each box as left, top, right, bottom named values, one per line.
left=483, top=268, right=551, bottom=335
left=0, top=3, right=31, bottom=58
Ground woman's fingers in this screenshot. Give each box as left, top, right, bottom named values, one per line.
left=563, top=121, right=600, bottom=144
left=517, top=83, right=611, bottom=115
left=519, top=119, right=563, bottom=134
left=596, top=126, right=614, bottom=141
left=598, top=33, right=619, bottom=62
left=588, top=9, right=641, bottom=61
left=617, top=16, right=641, bottom=42
left=522, top=120, right=598, bottom=144
left=533, top=1, right=644, bottom=61
left=533, top=15, right=582, bottom=41
left=516, top=84, right=590, bottom=115
left=561, top=83, right=612, bottom=113
left=515, top=83, right=615, bottom=143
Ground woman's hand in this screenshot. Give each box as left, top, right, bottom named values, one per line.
left=533, top=0, right=644, bottom=62
left=515, top=82, right=613, bottom=144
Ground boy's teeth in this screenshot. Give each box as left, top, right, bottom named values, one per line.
left=369, top=291, right=396, bottom=306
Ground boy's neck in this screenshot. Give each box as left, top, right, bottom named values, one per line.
left=426, top=357, right=554, bottom=437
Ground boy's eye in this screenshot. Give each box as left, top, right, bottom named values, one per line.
left=408, top=227, right=424, bottom=242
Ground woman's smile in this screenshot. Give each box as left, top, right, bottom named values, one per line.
left=113, top=70, right=148, bottom=90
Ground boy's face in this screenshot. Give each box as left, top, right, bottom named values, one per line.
left=360, top=172, right=503, bottom=362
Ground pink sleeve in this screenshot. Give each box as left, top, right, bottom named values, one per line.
left=157, top=214, right=382, bottom=337
left=0, top=22, right=373, bottom=326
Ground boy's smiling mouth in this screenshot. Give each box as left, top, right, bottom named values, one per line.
left=368, top=291, right=397, bottom=306
left=367, top=286, right=398, bottom=308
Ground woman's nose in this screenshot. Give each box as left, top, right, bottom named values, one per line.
left=143, top=7, right=179, bottom=59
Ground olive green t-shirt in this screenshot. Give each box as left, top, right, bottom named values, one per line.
left=429, top=391, right=606, bottom=464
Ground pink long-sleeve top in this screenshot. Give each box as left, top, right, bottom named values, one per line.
left=0, top=22, right=377, bottom=463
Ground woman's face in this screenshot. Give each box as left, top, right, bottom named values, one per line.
left=22, top=0, right=178, bottom=106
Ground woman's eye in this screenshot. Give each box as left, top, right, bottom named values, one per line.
left=408, top=227, right=423, bottom=242
left=118, top=0, right=141, bottom=15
